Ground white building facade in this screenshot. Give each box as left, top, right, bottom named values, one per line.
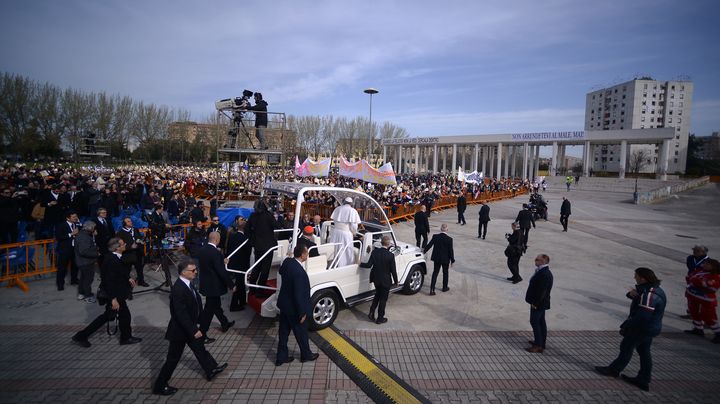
left=585, top=78, right=693, bottom=174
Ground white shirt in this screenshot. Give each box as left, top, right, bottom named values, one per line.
left=112, top=252, right=122, bottom=259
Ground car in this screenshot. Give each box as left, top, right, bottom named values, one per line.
left=226, top=182, right=427, bottom=330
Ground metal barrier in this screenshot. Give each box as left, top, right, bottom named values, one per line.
left=1, top=239, right=57, bottom=292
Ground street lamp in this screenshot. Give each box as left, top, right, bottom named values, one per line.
left=364, top=88, right=379, bottom=160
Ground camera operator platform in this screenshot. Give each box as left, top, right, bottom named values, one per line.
left=77, top=131, right=110, bottom=162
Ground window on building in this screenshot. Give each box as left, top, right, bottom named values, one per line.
left=641, top=125, right=645, bottom=129
left=675, top=151, right=679, bottom=156
left=651, top=110, right=655, bottom=114
left=652, top=93, right=657, bottom=98
left=652, top=101, right=656, bottom=106
left=643, top=93, right=647, bottom=97
left=642, top=101, right=647, bottom=106
left=674, top=158, right=678, bottom=163
left=612, top=119, right=616, bottom=124
left=680, top=94, right=684, bottom=99
left=676, top=135, right=680, bottom=139
left=594, top=157, right=598, bottom=162
left=620, top=126, right=624, bottom=129
left=678, top=118, right=682, bottom=123
left=668, top=118, right=672, bottom=123
left=679, top=102, right=684, bottom=107
left=609, top=157, right=614, bottom=161
left=641, top=116, right=645, bottom=122
left=671, top=85, right=675, bottom=90
left=650, top=118, right=655, bottom=122
left=622, top=95, right=626, bottom=99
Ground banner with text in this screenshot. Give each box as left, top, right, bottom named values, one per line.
left=339, top=156, right=397, bottom=185
left=295, top=156, right=331, bottom=177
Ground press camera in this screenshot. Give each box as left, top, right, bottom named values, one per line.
left=215, top=89, right=254, bottom=112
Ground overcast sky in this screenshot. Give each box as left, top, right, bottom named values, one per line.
left=1, top=0, right=718, bottom=138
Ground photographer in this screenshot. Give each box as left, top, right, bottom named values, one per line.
left=247, top=92, right=269, bottom=149
left=117, top=217, right=149, bottom=288
left=72, top=237, right=142, bottom=348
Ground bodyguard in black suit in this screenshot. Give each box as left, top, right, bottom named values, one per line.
left=72, top=237, right=141, bottom=347
left=55, top=211, right=80, bottom=290
left=360, top=236, right=398, bottom=324
left=117, top=217, right=148, bottom=287
left=208, top=216, right=228, bottom=253
left=424, top=224, right=455, bottom=295
left=515, top=204, right=536, bottom=249
left=456, top=191, right=467, bottom=225
left=226, top=217, right=250, bottom=311
left=247, top=199, right=277, bottom=296
left=198, top=232, right=235, bottom=339
left=478, top=201, right=490, bottom=239
left=153, top=261, right=227, bottom=396
left=91, top=208, right=115, bottom=265
left=275, top=245, right=318, bottom=366
left=560, top=197, right=571, bottom=232
left=525, top=254, right=554, bottom=353
left=414, top=205, right=430, bottom=248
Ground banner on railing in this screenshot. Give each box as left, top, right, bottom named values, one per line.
left=339, top=156, right=397, bottom=185
left=458, top=167, right=483, bottom=184
left=295, top=156, right=331, bottom=177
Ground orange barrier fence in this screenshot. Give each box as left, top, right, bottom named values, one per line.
left=1, top=239, right=57, bottom=292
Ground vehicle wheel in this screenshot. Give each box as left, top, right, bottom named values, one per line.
left=309, top=290, right=340, bottom=330
left=402, top=264, right=424, bottom=295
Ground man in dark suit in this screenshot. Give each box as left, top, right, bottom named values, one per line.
left=525, top=254, right=554, bottom=353
left=478, top=201, right=490, bottom=239
left=55, top=211, right=80, bottom=290
left=41, top=184, right=69, bottom=239
left=505, top=222, right=525, bottom=284
left=91, top=207, right=115, bottom=266
left=208, top=215, right=228, bottom=253
left=424, top=224, right=455, bottom=295
left=72, top=237, right=141, bottom=347
left=198, top=232, right=236, bottom=342
left=361, top=236, right=399, bottom=324
left=226, top=217, right=250, bottom=311
left=152, top=260, right=228, bottom=396
left=515, top=204, right=535, bottom=251
left=185, top=220, right=207, bottom=260
left=414, top=205, right=430, bottom=248
left=296, top=226, right=319, bottom=258
left=190, top=201, right=206, bottom=224
left=117, top=217, right=149, bottom=288
left=456, top=190, right=467, bottom=225
left=275, top=245, right=318, bottom=366
left=560, top=197, right=571, bottom=232
left=247, top=199, right=277, bottom=296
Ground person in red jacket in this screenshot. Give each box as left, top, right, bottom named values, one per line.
left=684, top=258, right=720, bottom=343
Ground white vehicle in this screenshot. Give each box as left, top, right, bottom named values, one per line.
left=226, top=182, right=427, bottom=330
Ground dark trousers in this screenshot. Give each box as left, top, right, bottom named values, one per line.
left=56, top=250, right=78, bottom=288
left=530, top=308, right=547, bottom=348
left=415, top=229, right=428, bottom=248
left=430, top=262, right=449, bottom=291
left=75, top=299, right=132, bottom=341
left=369, top=286, right=390, bottom=320
left=560, top=215, right=569, bottom=231
left=230, top=274, right=246, bottom=309
left=78, top=264, right=95, bottom=296
left=609, top=334, right=654, bottom=385
left=129, top=256, right=144, bottom=283
left=457, top=211, right=466, bottom=224
left=478, top=221, right=488, bottom=238
left=154, top=337, right=218, bottom=389
left=200, top=296, right=230, bottom=334
left=249, top=249, right=272, bottom=294
left=507, top=255, right=521, bottom=280
left=521, top=227, right=531, bottom=247
left=276, top=311, right=312, bottom=362
left=0, top=222, right=17, bottom=244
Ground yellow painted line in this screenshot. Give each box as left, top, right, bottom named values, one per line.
left=317, top=327, right=421, bottom=404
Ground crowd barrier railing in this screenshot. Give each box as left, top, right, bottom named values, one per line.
left=1, top=239, right=57, bottom=292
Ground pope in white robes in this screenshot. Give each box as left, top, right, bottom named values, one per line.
left=329, top=197, right=362, bottom=267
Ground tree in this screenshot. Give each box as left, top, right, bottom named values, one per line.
left=629, top=149, right=651, bottom=175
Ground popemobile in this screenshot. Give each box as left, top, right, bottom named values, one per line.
left=225, top=182, right=427, bottom=330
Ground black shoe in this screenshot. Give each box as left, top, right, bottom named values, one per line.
left=507, top=277, right=515, bottom=281
left=138, top=281, right=150, bottom=287
left=153, top=386, right=178, bottom=396
left=70, top=280, right=79, bottom=285
left=58, top=285, right=64, bottom=291
left=368, top=312, right=376, bottom=322
left=482, top=237, right=485, bottom=240
left=72, top=335, right=91, bottom=348
left=120, top=336, right=142, bottom=345
left=206, top=363, right=228, bottom=381
left=512, top=278, right=523, bottom=284
left=203, top=336, right=216, bottom=344
left=477, top=236, right=482, bottom=238
left=301, top=353, right=319, bottom=363
left=429, top=291, right=436, bottom=296
left=221, top=320, right=235, bottom=333
left=275, top=357, right=294, bottom=367
left=684, top=329, right=705, bottom=336
left=621, top=374, right=649, bottom=391
left=376, top=318, right=388, bottom=324
left=594, top=366, right=619, bottom=378
left=442, top=287, right=449, bottom=292
left=229, top=305, right=245, bottom=312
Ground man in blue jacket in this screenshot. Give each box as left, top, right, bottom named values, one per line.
left=525, top=254, right=553, bottom=353
left=275, top=245, right=319, bottom=366
left=595, top=267, right=666, bottom=392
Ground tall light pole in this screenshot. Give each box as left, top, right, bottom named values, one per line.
left=364, top=88, right=379, bottom=160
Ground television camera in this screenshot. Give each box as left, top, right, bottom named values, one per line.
left=216, top=89, right=258, bottom=148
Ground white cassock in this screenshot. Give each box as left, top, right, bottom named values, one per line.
left=329, top=204, right=362, bottom=267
